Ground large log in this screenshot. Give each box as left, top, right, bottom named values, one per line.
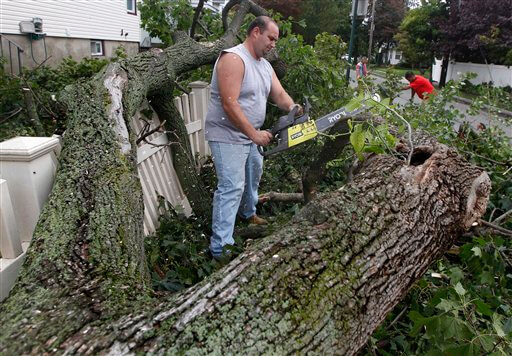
left=0, top=135, right=489, bottom=353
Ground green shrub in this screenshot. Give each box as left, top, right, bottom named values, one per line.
left=0, top=54, right=114, bottom=141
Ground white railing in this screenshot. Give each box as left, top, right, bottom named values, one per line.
left=0, top=81, right=212, bottom=301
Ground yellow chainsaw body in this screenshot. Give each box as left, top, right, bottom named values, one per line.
left=287, top=120, right=318, bottom=147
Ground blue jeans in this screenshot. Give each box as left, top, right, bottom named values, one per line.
left=209, top=141, right=263, bottom=256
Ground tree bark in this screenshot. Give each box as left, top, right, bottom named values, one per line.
left=0, top=134, right=490, bottom=353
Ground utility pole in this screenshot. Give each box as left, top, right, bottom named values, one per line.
left=345, top=0, right=360, bottom=82
left=367, top=0, right=377, bottom=61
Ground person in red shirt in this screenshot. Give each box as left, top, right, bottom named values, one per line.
left=402, top=72, right=435, bottom=100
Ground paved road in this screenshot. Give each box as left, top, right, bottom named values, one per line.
left=348, top=71, right=512, bottom=138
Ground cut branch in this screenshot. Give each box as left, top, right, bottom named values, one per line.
left=258, top=191, right=304, bottom=203
left=478, top=219, right=512, bottom=237
left=136, top=120, right=166, bottom=145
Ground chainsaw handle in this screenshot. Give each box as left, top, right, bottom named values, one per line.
left=257, top=130, right=273, bottom=157
left=257, top=144, right=266, bottom=156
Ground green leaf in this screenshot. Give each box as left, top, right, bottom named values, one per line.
left=479, top=271, right=494, bottom=285
left=363, top=145, right=385, bottom=154
left=345, top=94, right=364, bottom=111
left=442, top=343, right=474, bottom=356
left=454, top=282, right=466, bottom=296
left=385, top=132, right=397, bottom=147
left=436, top=298, right=460, bottom=314
left=492, top=314, right=506, bottom=337
left=439, top=316, right=459, bottom=339
left=408, top=310, right=426, bottom=336
left=474, top=300, right=493, bottom=317
left=471, top=246, right=482, bottom=257
left=448, top=267, right=465, bottom=285
left=478, top=335, right=496, bottom=352
left=424, top=316, right=441, bottom=339
left=350, top=124, right=366, bottom=159
left=503, top=317, right=512, bottom=334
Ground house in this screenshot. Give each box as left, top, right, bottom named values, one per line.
left=379, top=46, right=403, bottom=65
left=189, top=0, right=228, bottom=13
left=0, top=0, right=141, bottom=72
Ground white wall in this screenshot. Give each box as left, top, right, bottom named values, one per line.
left=1, top=0, right=140, bottom=43
left=432, top=59, right=512, bottom=87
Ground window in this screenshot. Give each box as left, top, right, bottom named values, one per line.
left=90, top=40, right=103, bottom=56
left=127, top=0, right=136, bottom=14
left=395, top=53, right=401, bottom=60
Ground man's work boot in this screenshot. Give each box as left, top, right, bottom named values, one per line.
left=247, top=215, right=268, bottom=225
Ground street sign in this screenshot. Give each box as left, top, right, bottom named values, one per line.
left=350, top=0, right=369, bottom=18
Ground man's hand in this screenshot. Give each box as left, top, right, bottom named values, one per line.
left=288, top=103, right=304, bottom=116
left=250, top=130, right=273, bottom=146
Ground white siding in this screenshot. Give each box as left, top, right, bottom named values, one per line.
left=0, top=0, right=140, bottom=43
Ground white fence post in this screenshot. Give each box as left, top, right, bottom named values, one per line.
left=188, top=81, right=211, bottom=159
left=0, top=136, right=61, bottom=242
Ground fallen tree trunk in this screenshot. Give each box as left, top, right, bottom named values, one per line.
left=0, top=0, right=492, bottom=353
left=0, top=135, right=490, bottom=353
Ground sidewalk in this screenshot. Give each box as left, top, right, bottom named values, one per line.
left=371, top=70, right=512, bottom=119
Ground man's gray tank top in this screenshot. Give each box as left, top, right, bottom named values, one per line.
left=205, top=43, right=273, bottom=144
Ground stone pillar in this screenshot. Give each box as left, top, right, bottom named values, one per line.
left=0, top=136, right=61, bottom=242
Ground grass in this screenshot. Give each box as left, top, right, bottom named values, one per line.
left=372, top=65, right=431, bottom=81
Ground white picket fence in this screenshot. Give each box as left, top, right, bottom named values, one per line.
left=0, top=81, right=211, bottom=301
left=133, top=81, right=211, bottom=234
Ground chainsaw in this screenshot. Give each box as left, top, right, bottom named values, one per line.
left=258, top=97, right=369, bottom=157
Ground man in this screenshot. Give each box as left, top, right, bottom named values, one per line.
left=402, top=72, right=435, bottom=101
left=355, top=56, right=368, bottom=80
left=205, top=16, right=300, bottom=258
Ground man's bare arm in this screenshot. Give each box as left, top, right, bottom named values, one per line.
left=217, top=53, right=272, bottom=146
left=269, top=71, right=300, bottom=113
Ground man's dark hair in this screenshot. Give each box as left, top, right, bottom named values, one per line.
left=246, top=16, right=276, bottom=36
left=405, top=71, right=415, bottom=80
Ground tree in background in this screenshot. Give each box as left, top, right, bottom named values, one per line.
left=139, top=0, right=196, bottom=46
left=373, top=0, right=407, bottom=61
left=296, top=0, right=342, bottom=44
left=255, top=0, right=303, bottom=19
left=437, top=0, right=512, bottom=65
left=394, top=0, right=448, bottom=68
left=335, top=0, right=353, bottom=43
